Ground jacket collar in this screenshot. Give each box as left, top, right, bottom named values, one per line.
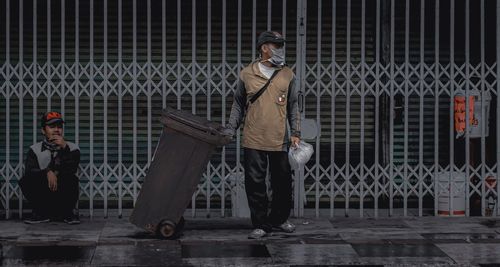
left=251, top=60, right=283, bottom=80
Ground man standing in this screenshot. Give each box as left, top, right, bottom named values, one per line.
left=20, top=111, right=81, bottom=224
left=225, top=31, right=301, bottom=239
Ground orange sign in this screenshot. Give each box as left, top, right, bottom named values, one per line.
left=454, top=95, right=475, bottom=136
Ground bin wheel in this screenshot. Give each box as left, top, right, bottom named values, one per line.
left=157, top=220, right=176, bottom=239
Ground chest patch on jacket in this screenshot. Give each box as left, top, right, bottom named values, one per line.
left=277, top=93, right=287, bottom=105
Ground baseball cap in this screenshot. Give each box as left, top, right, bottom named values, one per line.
left=41, top=111, right=65, bottom=127
left=257, top=31, right=286, bottom=50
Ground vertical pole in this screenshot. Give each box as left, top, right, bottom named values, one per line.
left=61, top=0, right=65, bottom=116
left=104, top=0, right=109, bottom=217
left=345, top=0, right=351, bottom=217
left=301, top=0, right=307, bottom=217
left=282, top=0, right=286, bottom=40
left=330, top=0, right=337, bottom=218
left=89, top=0, right=94, bottom=217
left=236, top=0, right=242, bottom=216
left=147, top=0, right=152, bottom=176
left=296, top=0, right=307, bottom=217
left=360, top=0, right=366, bottom=218
left=5, top=0, right=11, bottom=219
left=389, top=0, right=395, bottom=217
left=191, top=0, right=196, bottom=114
left=47, top=0, right=51, bottom=109
left=496, top=0, right=500, bottom=218
left=161, top=0, right=166, bottom=109
left=252, top=0, right=256, bottom=60
left=33, top=0, right=37, bottom=145
left=375, top=0, right=380, bottom=218
left=176, top=0, right=181, bottom=109
left=75, top=0, right=79, bottom=145
left=118, top=0, right=123, bottom=217
left=434, top=0, right=440, bottom=217
left=315, top=0, right=322, bottom=218
left=75, top=0, right=80, bottom=213
left=267, top=0, right=271, bottom=30
left=480, top=0, right=486, bottom=217
left=132, top=0, right=138, bottom=206
left=221, top=0, right=227, bottom=217
left=449, top=0, right=456, bottom=217
left=206, top=0, right=212, bottom=216
left=190, top=0, right=196, bottom=217
left=18, top=0, right=24, bottom=217
left=418, top=0, right=425, bottom=217
left=403, top=0, right=410, bottom=217
left=465, top=0, right=471, bottom=217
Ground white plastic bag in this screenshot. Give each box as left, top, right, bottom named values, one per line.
left=288, top=140, right=314, bottom=170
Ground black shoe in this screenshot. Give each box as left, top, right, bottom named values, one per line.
left=24, top=213, right=50, bottom=224
left=63, top=215, right=80, bottom=225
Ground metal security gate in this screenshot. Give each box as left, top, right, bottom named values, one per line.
left=1, top=0, right=499, bottom=219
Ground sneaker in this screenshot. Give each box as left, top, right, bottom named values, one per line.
left=248, top=228, right=267, bottom=239
left=273, top=220, right=296, bottom=233
left=63, top=215, right=80, bottom=225
left=24, top=213, right=50, bottom=224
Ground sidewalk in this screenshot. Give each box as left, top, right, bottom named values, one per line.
left=1, top=216, right=500, bottom=266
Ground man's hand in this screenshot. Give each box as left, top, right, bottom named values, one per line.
left=50, top=135, right=67, bottom=149
left=291, top=136, right=300, bottom=148
left=220, top=126, right=235, bottom=144
left=47, top=170, right=58, bottom=192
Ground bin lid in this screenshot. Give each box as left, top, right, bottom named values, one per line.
left=161, top=107, right=230, bottom=146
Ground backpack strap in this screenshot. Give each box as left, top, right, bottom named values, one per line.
left=248, top=69, right=282, bottom=104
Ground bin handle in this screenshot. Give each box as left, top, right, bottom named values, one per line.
left=166, top=114, right=219, bottom=136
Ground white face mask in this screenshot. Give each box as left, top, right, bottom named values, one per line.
left=268, top=47, right=285, bottom=67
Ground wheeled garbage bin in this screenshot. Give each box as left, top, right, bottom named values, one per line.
left=130, top=107, right=230, bottom=239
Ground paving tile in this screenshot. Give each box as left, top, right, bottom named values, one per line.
left=404, top=217, right=494, bottom=234
left=182, top=257, right=274, bottom=267
left=183, top=218, right=253, bottom=230
left=351, top=243, right=448, bottom=257
left=182, top=243, right=270, bottom=258
left=293, top=218, right=336, bottom=232
left=329, top=217, right=410, bottom=229
left=180, top=229, right=253, bottom=241
left=17, top=232, right=100, bottom=245
left=99, top=218, right=162, bottom=244
left=0, top=221, right=27, bottom=242
left=266, top=244, right=361, bottom=265
left=354, top=256, right=456, bottom=266
left=385, top=239, right=434, bottom=245
left=339, top=229, right=424, bottom=241
left=91, top=242, right=184, bottom=266
left=15, top=219, right=103, bottom=245
left=296, top=234, right=345, bottom=244
left=1, top=244, right=95, bottom=266
left=478, top=219, right=500, bottom=229
left=180, top=239, right=265, bottom=246
left=328, top=218, right=424, bottom=241
left=436, top=243, right=500, bottom=265
left=180, top=219, right=333, bottom=243
left=179, top=218, right=252, bottom=242
left=422, top=232, right=500, bottom=243
left=2, top=216, right=500, bottom=266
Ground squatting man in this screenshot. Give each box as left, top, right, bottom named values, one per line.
left=20, top=111, right=81, bottom=225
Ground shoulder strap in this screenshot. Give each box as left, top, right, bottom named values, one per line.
left=249, top=69, right=281, bottom=104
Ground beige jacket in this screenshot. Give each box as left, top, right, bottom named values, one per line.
left=228, top=61, right=301, bottom=151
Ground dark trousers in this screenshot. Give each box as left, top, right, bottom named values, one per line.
left=20, top=173, right=79, bottom=218
left=244, top=148, right=292, bottom=232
